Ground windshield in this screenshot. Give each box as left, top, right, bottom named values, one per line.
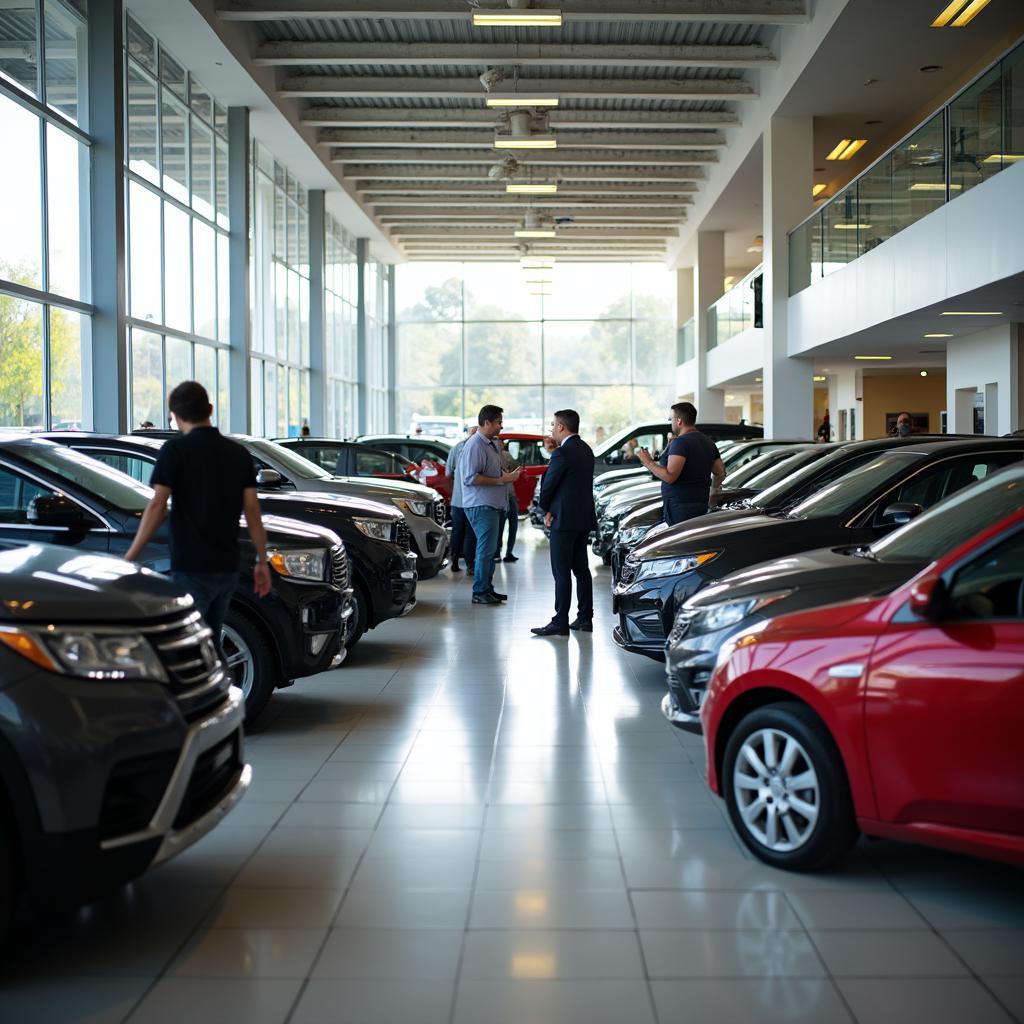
left=744, top=448, right=828, bottom=492
left=785, top=452, right=922, bottom=519
left=593, top=422, right=666, bottom=459
left=245, top=438, right=333, bottom=480
left=722, top=451, right=785, bottom=489
left=18, top=441, right=153, bottom=512
left=752, top=446, right=870, bottom=509
left=872, top=468, right=1024, bottom=562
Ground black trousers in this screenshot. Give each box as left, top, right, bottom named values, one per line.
left=664, top=497, right=709, bottom=527
left=548, top=528, right=593, bottom=627
left=496, top=495, right=518, bottom=557
left=450, top=505, right=476, bottom=569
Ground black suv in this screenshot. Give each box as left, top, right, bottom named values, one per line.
left=0, top=438, right=350, bottom=721
left=0, top=543, right=249, bottom=940
left=45, top=434, right=418, bottom=652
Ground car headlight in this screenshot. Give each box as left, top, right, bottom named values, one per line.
left=268, top=547, right=327, bottom=582
left=682, top=589, right=794, bottom=639
left=0, top=626, right=167, bottom=681
left=354, top=517, right=394, bottom=542
left=618, top=525, right=648, bottom=546
left=635, top=551, right=720, bottom=583
left=392, top=497, right=431, bottom=518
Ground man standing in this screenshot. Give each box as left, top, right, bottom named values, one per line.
left=532, top=409, right=597, bottom=637
left=494, top=436, right=520, bottom=563
left=446, top=425, right=478, bottom=573
left=126, top=381, right=271, bottom=661
left=638, top=401, right=725, bottom=527
left=460, top=405, right=521, bottom=605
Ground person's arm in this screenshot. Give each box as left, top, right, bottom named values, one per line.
left=466, top=442, right=519, bottom=487
left=538, top=448, right=566, bottom=516
left=710, top=457, right=726, bottom=494
left=638, top=447, right=685, bottom=484
left=242, top=487, right=272, bottom=597
left=125, top=486, right=171, bottom=563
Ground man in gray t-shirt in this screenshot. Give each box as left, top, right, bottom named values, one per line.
left=446, top=425, right=477, bottom=573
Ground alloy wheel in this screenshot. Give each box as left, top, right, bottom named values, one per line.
left=220, top=622, right=255, bottom=701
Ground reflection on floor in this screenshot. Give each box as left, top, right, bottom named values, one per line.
left=3, top=531, right=1023, bottom=1024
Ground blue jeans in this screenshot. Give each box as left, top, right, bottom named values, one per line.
left=465, top=506, right=501, bottom=596
left=171, top=571, right=238, bottom=663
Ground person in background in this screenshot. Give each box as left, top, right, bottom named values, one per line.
left=125, top=381, right=271, bottom=662
left=595, top=425, right=607, bottom=445
left=638, top=401, right=726, bottom=527
left=300, top=421, right=311, bottom=437
left=139, top=420, right=155, bottom=430
left=446, top=425, right=478, bottom=574
left=622, top=438, right=640, bottom=462
left=494, top=436, right=520, bottom=563
left=816, top=410, right=831, bottom=443
left=892, top=411, right=913, bottom=437
left=460, top=405, right=521, bottom=605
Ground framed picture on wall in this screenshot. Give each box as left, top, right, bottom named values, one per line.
left=884, top=412, right=929, bottom=435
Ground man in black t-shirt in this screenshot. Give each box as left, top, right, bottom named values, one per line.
left=126, top=381, right=271, bottom=659
left=637, top=401, right=726, bottom=526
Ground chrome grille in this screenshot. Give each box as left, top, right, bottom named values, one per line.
left=145, top=611, right=223, bottom=694
left=619, top=559, right=640, bottom=586
left=668, top=608, right=696, bottom=645
left=330, top=543, right=350, bottom=591
left=395, top=518, right=411, bottom=552
left=432, top=497, right=445, bottom=526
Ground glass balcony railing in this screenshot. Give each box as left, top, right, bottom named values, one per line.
left=677, top=317, right=695, bottom=363
left=707, top=265, right=763, bottom=350
left=789, top=36, right=1024, bottom=296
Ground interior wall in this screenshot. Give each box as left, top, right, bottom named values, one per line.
left=861, top=372, right=948, bottom=439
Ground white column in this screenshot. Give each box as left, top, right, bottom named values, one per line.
left=763, top=115, right=814, bottom=438
left=826, top=368, right=863, bottom=441
left=946, top=324, right=1022, bottom=435
left=675, top=267, right=696, bottom=399
left=693, top=231, right=725, bottom=420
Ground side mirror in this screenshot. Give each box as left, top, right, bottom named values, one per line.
left=908, top=573, right=949, bottom=620
left=27, top=495, right=92, bottom=529
left=256, top=468, right=283, bottom=487
left=881, top=501, right=924, bottom=527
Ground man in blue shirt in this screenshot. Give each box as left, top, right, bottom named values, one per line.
left=638, top=401, right=726, bottom=526
left=461, top=405, right=521, bottom=605
left=446, top=425, right=477, bottom=573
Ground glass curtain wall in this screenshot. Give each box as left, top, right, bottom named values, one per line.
left=365, top=256, right=390, bottom=433
left=124, top=13, right=230, bottom=430
left=0, top=0, right=89, bottom=429
left=325, top=214, right=359, bottom=437
left=396, top=262, right=675, bottom=439
left=249, top=140, right=310, bottom=438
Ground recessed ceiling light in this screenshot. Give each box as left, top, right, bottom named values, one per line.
left=754, top=376, right=762, bottom=383
left=486, top=93, right=559, bottom=108
left=826, top=139, right=868, bottom=161
left=515, top=229, right=556, bottom=238
left=473, top=9, right=562, bottom=27
left=924, top=333, right=953, bottom=338
left=812, top=183, right=828, bottom=197
left=865, top=119, right=883, bottom=125
left=521, top=257, right=555, bottom=268
left=920, top=370, right=929, bottom=377
left=507, top=182, right=558, bottom=194
left=813, top=375, right=827, bottom=382
left=940, top=310, right=1002, bottom=316
left=854, top=355, right=892, bottom=360
left=495, top=135, right=557, bottom=149
left=920, top=64, right=943, bottom=72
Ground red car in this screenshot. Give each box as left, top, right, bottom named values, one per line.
left=702, top=487, right=1024, bottom=872
left=500, top=432, right=551, bottom=513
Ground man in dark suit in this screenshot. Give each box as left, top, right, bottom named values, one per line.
left=532, top=409, right=598, bottom=637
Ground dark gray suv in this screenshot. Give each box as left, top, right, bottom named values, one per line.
left=0, top=543, right=250, bottom=940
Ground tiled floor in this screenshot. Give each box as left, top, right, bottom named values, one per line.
left=3, top=531, right=1023, bottom=1024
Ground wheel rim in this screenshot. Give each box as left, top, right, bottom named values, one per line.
left=733, top=727, right=820, bottom=853
left=220, top=623, right=255, bottom=701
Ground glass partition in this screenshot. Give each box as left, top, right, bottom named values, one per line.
left=789, top=37, right=1023, bottom=296
left=707, top=265, right=763, bottom=350
left=677, top=317, right=695, bottom=364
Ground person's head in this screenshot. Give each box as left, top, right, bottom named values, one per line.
left=477, top=404, right=504, bottom=438
left=550, top=409, right=580, bottom=442
left=139, top=420, right=155, bottom=430
left=670, top=401, right=697, bottom=435
left=895, top=411, right=913, bottom=437
left=468, top=424, right=478, bottom=437
left=595, top=425, right=606, bottom=442
left=300, top=422, right=311, bottom=437
left=168, top=381, right=213, bottom=431
left=625, top=438, right=638, bottom=451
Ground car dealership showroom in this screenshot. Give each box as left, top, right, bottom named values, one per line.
left=1, top=0, right=1023, bottom=1020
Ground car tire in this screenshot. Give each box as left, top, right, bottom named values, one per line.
left=345, top=583, right=368, bottom=651
left=222, top=608, right=276, bottom=724
left=0, top=799, right=19, bottom=948
left=722, top=702, right=858, bottom=872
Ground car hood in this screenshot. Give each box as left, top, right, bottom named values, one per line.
left=632, top=507, right=768, bottom=557
left=260, top=514, right=342, bottom=550
left=620, top=499, right=664, bottom=529
left=687, top=545, right=927, bottom=610
left=606, top=484, right=661, bottom=515
left=260, top=489, right=401, bottom=522
left=0, top=542, right=194, bottom=623
left=324, top=476, right=437, bottom=502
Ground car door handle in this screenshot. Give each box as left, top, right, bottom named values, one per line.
left=827, top=663, right=865, bottom=679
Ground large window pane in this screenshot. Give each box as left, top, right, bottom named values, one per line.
left=161, top=94, right=188, bottom=203
left=194, top=343, right=216, bottom=419
left=217, top=231, right=229, bottom=342
left=0, top=1, right=38, bottom=96
left=0, top=94, right=43, bottom=288
left=50, top=306, right=84, bottom=428
left=633, top=319, right=675, bottom=385
left=218, top=347, right=230, bottom=427
left=397, top=322, right=461, bottom=387
left=166, top=334, right=191, bottom=387
left=126, top=14, right=156, bottom=75
left=127, top=64, right=159, bottom=184
left=192, top=219, right=216, bottom=339
left=47, top=123, right=86, bottom=300
left=465, top=321, right=541, bottom=385
left=215, top=137, right=229, bottom=229
left=396, top=263, right=462, bottom=320
left=463, top=263, right=541, bottom=321
left=542, top=264, right=631, bottom=320
left=129, top=180, right=161, bottom=322
left=191, top=119, right=214, bottom=220
left=45, top=1, right=85, bottom=124
left=398, top=388, right=462, bottom=432
left=0, top=295, right=43, bottom=427
left=543, top=385, right=632, bottom=438
left=163, top=201, right=191, bottom=332
left=131, top=328, right=163, bottom=429
left=544, top=321, right=629, bottom=385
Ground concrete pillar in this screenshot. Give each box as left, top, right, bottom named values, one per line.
left=307, top=190, right=326, bottom=436
left=693, top=231, right=725, bottom=421
left=763, top=115, right=815, bottom=438
left=826, top=368, right=863, bottom=441
left=946, top=324, right=1022, bottom=435
left=675, top=267, right=696, bottom=398
left=227, top=107, right=251, bottom=434
left=85, top=0, right=127, bottom=432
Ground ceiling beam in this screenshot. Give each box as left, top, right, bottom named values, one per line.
left=357, top=182, right=700, bottom=195
left=333, top=149, right=717, bottom=165
left=393, top=226, right=677, bottom=238
left=343, top=167, right=706, bottom=181
left=280, top=75, right=757, bottom=101
left=218, top=0, right=807, bottom=24
left=301, top=107, right=741, bottom=129
left=254, top=42, right=777, bottom=70
left=368, top=199, right=692, bottom=210
left=320, top=129, right=727, bottom=150
left=380, top=214, right=683, bottom=224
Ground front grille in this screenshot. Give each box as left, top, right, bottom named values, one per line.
left=432, top=498, right=445, bottom=526
left=619, top=559, right=639, bottom=587
left=395, top=518, right=411, bottom=552
left=330, top=543, right=350, bottom=591
left=668, top=609, right=696, bottom=645
left=143, top=611, right=229, bottom=722
left=99, top=751, right=179, bottom=840
left=172, top=732, right=243, bottom=830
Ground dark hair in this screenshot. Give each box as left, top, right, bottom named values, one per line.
left=168, top=381, right=212, bottom=424
left=478, top=404, right=504, bottom=426
left=672, top=401, right=697, bottom=427
left=553, top=409, right=580, bottom=434
left=896, top=411, right=912, bottom=420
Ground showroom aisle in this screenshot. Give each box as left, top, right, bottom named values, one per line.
left=2, top=532, right=1023, bottom=1024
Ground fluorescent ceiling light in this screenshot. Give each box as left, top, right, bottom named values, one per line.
left=909, top=182, right=962, bottom=191
left=931, top=0, right=970, bottom=26
left=826, top=139, right=868, bottom=161
left=854, top=355, right=892, bottom=360
left=813, top=375, right=827, bottom=382
left=833, top=223, right=872, bottom=230
left=495, top=135, right=557, bottom=150
left=982, top=153, right=1024, bottom=164
left=506, top=183, right=558, bottom=194
left=812, top=183, right=827, bottom=197
left=940, top=310, right=1002, bottom=316
left=924, top=332, right=953, bottom=338
left=473, top=9, right=562, bottom=26
left=486, top=93, right=559, bottom=108
left=950, top=0, right=992, bottom=26
left=521, top=257, right=555, bottom=267
left=515, top=229, right=556, bottom=238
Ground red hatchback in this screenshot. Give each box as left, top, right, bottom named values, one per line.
left=500, top=433, right=551, bottom=513
left=702, top=472, right=1024, bottom=872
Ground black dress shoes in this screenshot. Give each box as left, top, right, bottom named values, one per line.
left=503, top=554, right=518, bottom=562
left=472, top=592, right=502, bottom=605
left=489, top=589, right=508, bottom=601
left=531, top=621, right=570, bottom=637
left=450, top=563, right=462, bottom=573
left=569, top=618, right=593, bottom=632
